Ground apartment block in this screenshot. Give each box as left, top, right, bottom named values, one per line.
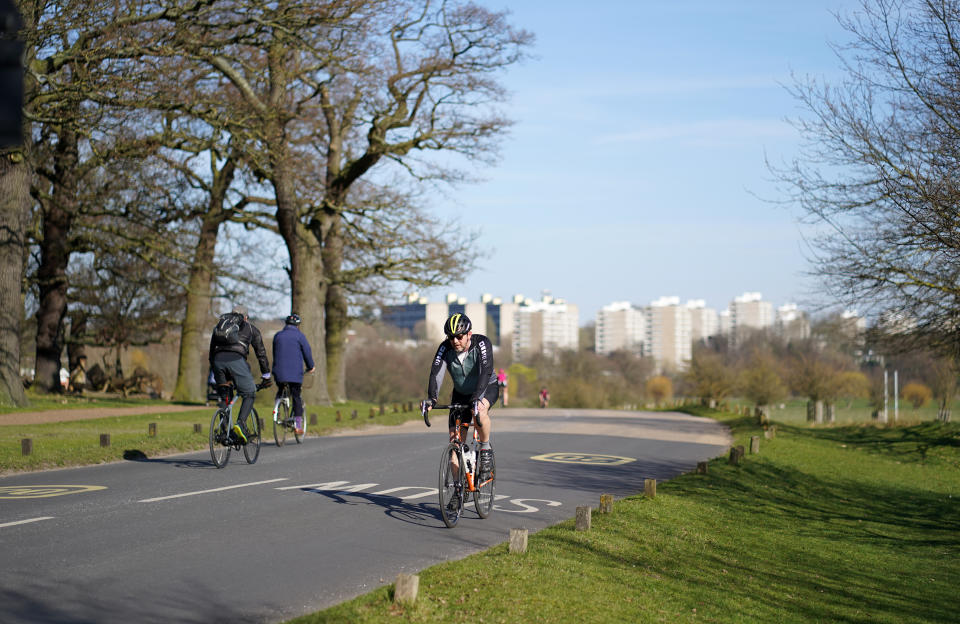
left=647, top=296, right=692, bottom=372
left=776, top=303, right=811, bottom=342
left=729, top=292, right=774, bottom=339
left=512, top=296, right=579, bottom=360
left=595, top=301, right=647, bottom=355
left=686, top=299, right=719, bottom=343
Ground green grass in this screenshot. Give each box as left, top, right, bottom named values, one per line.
left=290, top=408, right=960, bottom=623
left=0, top=394, right=414, bottom=473
left=728, top=397, right=960, bottom=426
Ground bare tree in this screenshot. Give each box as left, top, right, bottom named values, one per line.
left=774, top=0, right=960, bottom=358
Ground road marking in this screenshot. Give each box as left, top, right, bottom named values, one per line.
left=139, top=478, right=288, bottom=502
left=495, top=498, right=564, bottom=513
left=371, top=486, right=437, bottom=501
left=0, top=517, right=54, bottom=528
left=530, top=452, right=635, bottom=466
left=0, top=485, right=107, bottom=499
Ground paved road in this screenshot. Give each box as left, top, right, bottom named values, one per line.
left=0, top=408, right=730, bottom=623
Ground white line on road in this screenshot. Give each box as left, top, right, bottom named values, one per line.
left=139, top=478, right=288, bottom=502
left=0, top=517, right=54, bottom=528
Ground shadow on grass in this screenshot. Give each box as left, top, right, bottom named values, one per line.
left=782, top=421, right=960, bottom=464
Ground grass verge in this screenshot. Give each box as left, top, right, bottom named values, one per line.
left=290, top=407, right=960, bottom=624
left=0, top=393, right=413, bottom=473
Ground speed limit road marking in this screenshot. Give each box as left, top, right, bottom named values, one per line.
left=530, top=452, right=635, bottom=466
left=0, top=485, right=107, bottom=499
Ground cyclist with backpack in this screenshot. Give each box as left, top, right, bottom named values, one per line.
left=272, top=313, right=315, bottom=435
left=423, top=313, right=498, bottom=509
left=209, top=304, right=271, bottom=444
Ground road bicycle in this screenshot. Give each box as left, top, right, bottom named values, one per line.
left=272, top=382, right=304, bottom=447
left=421, top=401, right=496, bottom=528
left=209, top=379, right=269, bottom=468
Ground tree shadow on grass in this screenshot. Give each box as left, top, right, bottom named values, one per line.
left=782, top=421, right=960, bottom=464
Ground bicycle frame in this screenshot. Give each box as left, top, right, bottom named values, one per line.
left=427, top=403, right=491, bottom=492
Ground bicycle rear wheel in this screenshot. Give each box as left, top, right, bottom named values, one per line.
left=474, top=450, right=496, bottom=518
left=438, top=443, right=464, bottom=528
left=209, top=409, right=231, bottom=468
left=273, top=392, right=288, bottom=447
left=243, top=408, right=261, bottom=464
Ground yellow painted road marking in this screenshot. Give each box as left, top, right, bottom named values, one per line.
left=0, top=485, right=107, bottom=499
left=530, top=452, right=635, bottom=466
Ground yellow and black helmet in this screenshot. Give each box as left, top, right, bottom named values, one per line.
left=444, top=313, right=472, bottom=337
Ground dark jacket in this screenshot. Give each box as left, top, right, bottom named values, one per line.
left=209, top=317, right=270, bottom=376
left=427, top=333, right=496, bottom=404
left=272, top=324, right=315, bottom=384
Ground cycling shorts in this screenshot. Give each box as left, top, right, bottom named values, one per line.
left=449, top=384, right=499, bottom=429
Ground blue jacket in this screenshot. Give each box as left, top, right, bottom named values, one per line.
left=272, top=325, right=315, bottom=384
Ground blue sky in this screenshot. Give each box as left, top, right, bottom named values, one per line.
left=420, top=0, right=862, bottom=324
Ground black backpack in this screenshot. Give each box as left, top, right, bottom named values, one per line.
left=212, top=312, right=245, bottom=346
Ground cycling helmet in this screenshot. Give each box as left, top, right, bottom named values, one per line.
left=444, top=313, right=472, bottom=337
left=285, top=313, right=301, bottom=326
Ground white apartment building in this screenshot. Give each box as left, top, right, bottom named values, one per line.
left=513, top=297, right=579, bottom=360
left=646, top=296, right=692, bottom=372
left=776, top=303, right=811, bottom=342
left=595, top=301, right=647, bottom=355
left=729, top=292, right=774, bottom=338
left=686, top=299, right=718, bottom=343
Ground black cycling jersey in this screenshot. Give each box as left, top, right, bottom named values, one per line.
left=427, top=333, right=496, bottom=405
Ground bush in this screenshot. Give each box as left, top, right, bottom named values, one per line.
left=902, top=382, right=932, bottom=409
left=646, top=376, right=672, bottom=406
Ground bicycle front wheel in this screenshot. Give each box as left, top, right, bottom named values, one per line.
left=273, top=395, right=288, bottom=447
left=474, top=450, right=496, bottom=518
left=209, top=409, right=231, bottom=468
left=438, top=443, right=464, bottom=528
left=243, top=409, right=261, bottom=464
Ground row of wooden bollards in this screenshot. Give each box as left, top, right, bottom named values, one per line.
left=726, top=431, right=772, bottom=466
left=17, top=413, right=315, bottom=456
left=392, top=486, right=658, bottom=605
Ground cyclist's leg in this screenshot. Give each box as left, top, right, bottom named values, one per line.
left=289, top=382, right=304, bottom=418
left=224, top=359, right=256, bottom=430
left=475, top=384, right=499, bottom=443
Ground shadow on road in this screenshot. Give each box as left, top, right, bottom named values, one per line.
left=298, top=487, right=449, bottom=528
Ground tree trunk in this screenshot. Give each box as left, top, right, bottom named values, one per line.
left=0, top=153, right=29, bottom=407
left=322, top=214, right=347, bottom=403
left=33, top=128, right=79, bottom=394
left=172, top=158, right=236, bottom=403
left=274, top=162, right=330, bottom=406
left=172, top=214, right=222, bottom=402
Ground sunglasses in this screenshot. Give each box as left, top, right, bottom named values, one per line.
left=451, top=333, right=468, bottom=340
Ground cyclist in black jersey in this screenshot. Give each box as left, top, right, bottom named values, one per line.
left=424, top=313, right=499, bottom=493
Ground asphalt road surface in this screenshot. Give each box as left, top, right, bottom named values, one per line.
left=0, top=407, right=730, bottom=623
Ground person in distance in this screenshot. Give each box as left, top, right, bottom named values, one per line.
left=272, top=313, right=316, bottom=435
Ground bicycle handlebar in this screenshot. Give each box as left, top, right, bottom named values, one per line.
left=420, top=402, right=474, bottom=428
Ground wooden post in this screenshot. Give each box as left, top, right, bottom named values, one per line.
left=21, top=438, right=32, bottom=456
left=369, top=407, right=375, bottom=419
left=100, top=433, right=111, bottom=447
left=258, top=416, right=264, bottom=431
left=336, top=410, right=342, bottom=422
left=351, top=409, right=358, bottom=420
left=696, top=461, right=708, bottom=474
left=750, top=436, right=760, bottom=454
left=393, top=404, right=398, bottom=413
left=764, top=425, right=776, bottom=439
left=729, top=446, right=744, bottom=465
left=394, top=573, right=419, bottom=605
left=309, top=413, right=318, bottom=426
left=509, top=528, right=528, bottom=553
left=193, top=423, right=202, bottom=434
left=379, top=403, right=385, bottom=416
left=644, top=478, right=657, bottom=498
left=599, top=493, right=614, bottom=513
left=575, top=506, right=591, bottom=531
left=148, top=422, right=157, bottom=437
